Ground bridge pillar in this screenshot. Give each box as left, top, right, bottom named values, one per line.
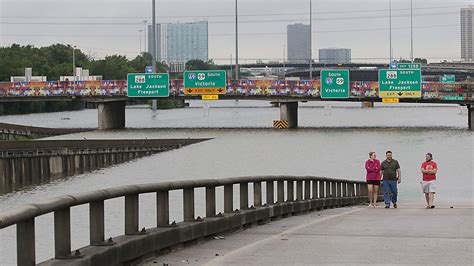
left=280, top=102, right=298, bottom=128
left=362, top=102, right=374, bottom=108
left=98, top=101, right=126, bottom=130
left=468, top=105, right=473, bottom=130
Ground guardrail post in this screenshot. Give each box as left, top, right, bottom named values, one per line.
left=17, top=218, right=35, bottom=266
left=240, top=182, right=249, bottom=210
left=326, top=180, right=331, bottom=198
left=224, top=184, right=233, bottom=213
left=206, top=186, right=216, bottom=217
left=253, top=181, right=262, bottom=207
left=183, top=188, right=195, bottom=221
left=319, top=180, right=325, bottom=199
left=312, top=179, right=318, bottom=199
left=304, top=180, right=311, bottom=200
left=277, top=180, right=284, bottom=203
left=157, top=190, right=169, bottom=226
left=125, top=194, right=139, bottom=235
left=266, top=180, right=274, bottom=205
left=54, top=207, right=71, bottom=258
left=90, top=201, right=105, bottom=245
left=296, top=180, right=303, bottom=201
left=287, top=180, right=294, bottom=202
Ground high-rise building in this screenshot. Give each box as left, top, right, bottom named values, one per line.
left=319, top=48, right=352, bottom=64
left=461, top=6, right=474, bottom=61
left=148, top=21, right=208, bottom=64
left=287, top=23, right=311, bottom=63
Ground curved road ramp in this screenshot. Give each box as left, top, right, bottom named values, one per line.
left=0, top=176, right=371, bottom=265
left=0, top=138, right=210, bottom=195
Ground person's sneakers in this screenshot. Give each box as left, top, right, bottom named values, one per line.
left=393, top=203, right=398, bottom=208
left=431, top=205, right=435, bottom=209
left=385, top=205, right=390, bottom=208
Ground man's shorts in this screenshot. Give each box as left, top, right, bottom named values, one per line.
left=422, top=180, right=436, bottom=193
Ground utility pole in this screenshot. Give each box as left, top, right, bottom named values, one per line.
left=309, top=0, right=313, bottom=80
left=235, top=0, right=239, bottom=80
left=139, top=30, right=143, bottom=53
left=72, top=45, right=76, bottom=83
left=283, top=44, right=286, bottom=79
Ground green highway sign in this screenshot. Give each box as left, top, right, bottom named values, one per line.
left=440, top=75, right=455, bottom=83
left=184, top=70, right=227, bottom=94
left=127, top=73, right=169, bottom=97
left=320, top=69, right=350, bottom=98
left=397, top=63, right=421, bottom=69
left=443, top=96, right=464, bottom=101
left=378, top=69, right=422, bottom=98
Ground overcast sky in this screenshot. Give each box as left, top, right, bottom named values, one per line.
left=0, top=0, right=471, bottom=64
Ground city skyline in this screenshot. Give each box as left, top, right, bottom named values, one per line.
left=0, top=0, right=471, bottom=64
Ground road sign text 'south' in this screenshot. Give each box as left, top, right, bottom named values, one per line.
left=184, top=70, right=226, bottom=94
left=378, top=69, right=421, bottom=98
left=320, top=69, right=350, bottom=98
left=127, top=73, right=169, bottom=97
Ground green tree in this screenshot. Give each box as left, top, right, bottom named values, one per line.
left=185, top=59, right=217, bottom=70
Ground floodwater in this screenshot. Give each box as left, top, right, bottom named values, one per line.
left=0, top=100, right=472, bottom=265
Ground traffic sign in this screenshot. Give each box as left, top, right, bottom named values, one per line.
left=320, top=69, right=350, bottom=98
left=127, top=73, right=169, bottom=97
left=378, top=69, right=421, bottom=98
left=440, top=75, right=455, bottom=83
left=145, top=66, right=153, bottom=73
left=382, top=98, right=399, bottom=103
left=443, top=96, right=463, bottom=101
left=389, top=61, right=398, bottom=69
left=184, top=70, right=226, bottom=95
left=397, top=63, right=421, bottom=69
left=202, top=95, right=219, bottom=100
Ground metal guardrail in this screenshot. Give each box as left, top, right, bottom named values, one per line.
left=0, top=176, right=369, bottom=265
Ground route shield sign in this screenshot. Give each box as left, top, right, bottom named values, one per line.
left=184, top=70, right=226, bottom=94
left=378, top=69, right=421, bottom=98
left=320, top=69, right=350, bottom=98
left=127, top=73, right=169, bottom=97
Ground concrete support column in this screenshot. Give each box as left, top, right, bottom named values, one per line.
left=205, top=187, right=216, bottom=217
left=157, top=191, right=169, bottom=226
left=362, top=102, right=374, bottom=108
left=468, top=104, right=473, bottom=130
left=98, top=101, right=126, bottom=130
left=54, top=208, right=71, bottom=258
left=253, top=182, right=262, bottom=207
left=287, top=181, right=294, bottom=202
left=266, top=180, right=274, bottom=205
left=277, top=180, right=285, bottom=203
left=224, top=184, right=233, bottom=213
left=17, top=218, right=35, bottom=266
left=125, top=195, right=139, bottom=235
left=240, top=182, right=249, bottom=210
left=183, top=188, right=195, bottom=221
left=90, top=201, right=105, bottom=245
left=280, top=102, right=298, bottom=128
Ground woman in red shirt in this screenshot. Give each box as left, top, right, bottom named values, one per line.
left=365, top=151, right=381, bottom=207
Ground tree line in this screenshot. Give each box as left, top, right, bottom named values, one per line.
left=0, top=43, right=218, bottom=82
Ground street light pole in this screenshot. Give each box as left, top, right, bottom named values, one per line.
left=139, top=30, right=143, bottom=53
left=410, top=0, right=414, bottom=62
left=235, top=0, right=239, bottom=80
left=389, top=0, right=392, bottom=62
left=151, top=0, right=157, bottom=73
left=309, top=0, right=313, bottom=80
left=72, top=45, right=76, bottom=83
left=283, top=44, right=286, bottom=79
left=143, top=20, right=148, bottom=53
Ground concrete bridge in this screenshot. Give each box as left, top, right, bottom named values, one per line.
left=1, top=176, right=471, bottom=265
left=1, top=80, right=473, bottom=130
left=0, top=122, right=91, bottom=140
